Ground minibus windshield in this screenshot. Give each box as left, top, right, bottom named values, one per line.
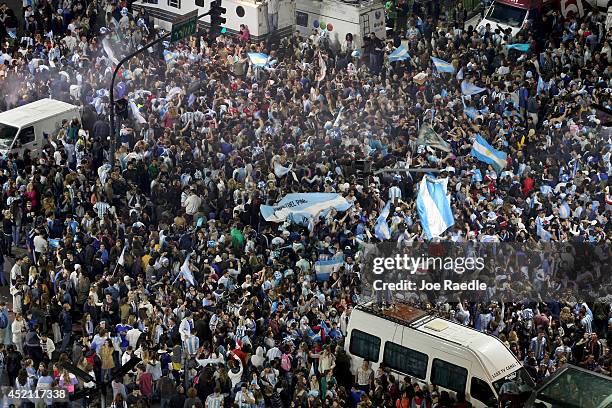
left=0, top=123, right=18, bottom=149
left=493, top=367, right=535, bottom=397
left=486, top=2, right=528, bottom=27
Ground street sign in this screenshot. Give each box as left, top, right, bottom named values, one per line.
left=170, top=10, right=198, bottom=43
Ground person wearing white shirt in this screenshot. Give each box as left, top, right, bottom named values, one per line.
left=11, top=313, right=27, bottom=354
left=266, top=346, right=282, bottom=361
left=183, top=190, right=202, bottom=216
left=234, top=383, right=255, bottom=408
left=40, top=333, right=56, bottom=360
left=179, top=313, right=195, bottom=342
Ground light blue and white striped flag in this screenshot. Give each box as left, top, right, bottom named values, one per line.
left=431, top=56, right=455, bottom=73
left=470, top=135, right=507, bottom=172
left=536, top=217, right=552, bottom=242
left=374, top=202, right=391, bottom=240
left=461, top=80, right=487, bottom=96
left=416, top=177, right=455, bottom=240
left=163, top=50, right=178, bottom=64
left=559, top=202, right=571, bottom=219
left=314, top=256, right=344, bottom=281
left=537, top=76, right=550, bottom=94
left=388, top=45, right=411, bottom=62
left=173, top=253, right=196, bottom=286
left=505, top=43, right=530, bottom=52
left=247, top=52, right=270, bottom=67
left=456, top=67, right=464, bottom=80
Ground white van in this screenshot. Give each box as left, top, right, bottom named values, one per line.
left=345, top=303, right=535, bottom=407
left=0, top=98, right=81, bottom=158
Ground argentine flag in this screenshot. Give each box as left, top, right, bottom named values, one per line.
left=505, top=43, right=530, bottom=52
left=314, top=256, right=344, bottom=281
left=416, top=177, right=455, bottom=240
left=173, top=253, right=196, bottom=286
left=374, top=202, right=391, bottom=240
left=461, top=80, right=487, bottom=96
left=389, top=45, right=411, bottom=62
left=163, top=50, right=178, bottom=64
left=471, top=135, right=507, bottom=172
left=247, top=52, right=270, bottom=67
left=559, top=202, right=571, bottom=219
left=431, top=56, right=455, bottom=73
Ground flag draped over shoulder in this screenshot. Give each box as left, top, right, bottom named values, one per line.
left=416, top=124, right=451, bottom=152
left=416, top=177, right=455, bottom=240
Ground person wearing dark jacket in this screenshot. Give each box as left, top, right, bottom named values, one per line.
left=5, top=345, right=22, bottom=388
left=59, top=303, right=72, bottom=353
left=169, top=385, right=186, bottom=408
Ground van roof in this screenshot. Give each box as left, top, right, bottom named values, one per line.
left=0, top=99, right=79, bottom=128
left=355, top=304, right=521, bottom=381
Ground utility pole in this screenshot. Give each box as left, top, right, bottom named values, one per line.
left=108, top=9, right=216, bottom=166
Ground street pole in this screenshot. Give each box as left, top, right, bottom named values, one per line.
left=108, top=11, right=210, bottom=166
left=109, top=31, right=169, bottom=167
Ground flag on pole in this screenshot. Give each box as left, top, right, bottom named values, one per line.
left=416, top=177, right=455, bottom=240
left=470, top=135, right=508, bottom=172
left=505, top=43, right=530, bottom=52
left=461, top=80, right=487, bottom=96
left=416, top=124, right=451, bottom=152
left=247, top=52, right=270, bottom=67
left=117, top=247, right=126, bottom=266
left=456, top=67, right=464, bottom=80
left=317, top=53, right=326, bottom=82
left=102, top=37, right=119, bottom=65
left=388, top=45, right=411, bottom=62
left=431, top=56, right=455, bottom=73
left=374, top=202, right=391, bottom=241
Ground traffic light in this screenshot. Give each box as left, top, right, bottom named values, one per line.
left=209, top=0, right=227, bottom=36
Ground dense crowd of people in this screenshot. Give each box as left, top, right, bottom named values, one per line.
left=0, top=0, right=611, bottom=407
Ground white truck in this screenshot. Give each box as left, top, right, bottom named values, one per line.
left=294, top=0, right=387, bottom=51
left=345, top=303, right=535, bottom=408
left=0, top=98, right=81, bottom=158
left=477, top=0, right=612, bottom=37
